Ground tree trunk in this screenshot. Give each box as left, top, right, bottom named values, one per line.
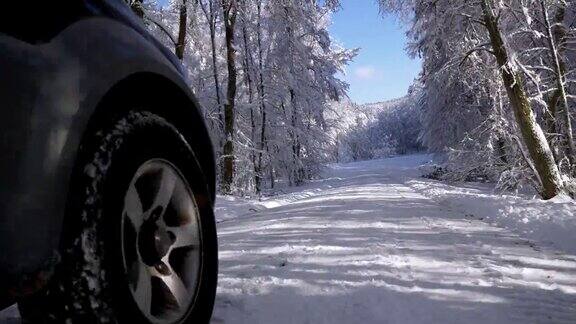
left=541, top=1, right=575, bottom=169
left=481, top=0, right=563, bottom=199
left=545, top=91, right=560, bottom=139
left=175, top=0, right=188, bottom=60
left=199, top=0, right=224, bottom=153
left=210, top=23, right=223, bottom=127
left=289, top=89, right=303, bottom=185
left=255, top=0, right=268, bottom=193
left=240, top=23, right=260, bottom=192
left=221, top=0, right=238, bottom=194
left=495, top=137, right=508, bottom=165
left=205, top=1, right=223, bottom=125
left=242, top=26, right=255, bottom=104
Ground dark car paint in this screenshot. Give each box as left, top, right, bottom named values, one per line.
left=0, top=1, right=215, bottom=308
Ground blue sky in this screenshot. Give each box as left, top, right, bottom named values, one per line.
left=330, top=0, right=421, bottom=104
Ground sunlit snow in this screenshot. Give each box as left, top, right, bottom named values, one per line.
left=211, top=154, right=576, bottom=324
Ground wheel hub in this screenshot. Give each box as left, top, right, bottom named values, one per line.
left=138, top=213, right=175, bottom=266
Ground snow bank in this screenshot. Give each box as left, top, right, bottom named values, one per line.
left=407, top=178, right=576, bottom=255
left=215, top=195, right=267, bottom=223
left=215, top=188, right=332, bottom=223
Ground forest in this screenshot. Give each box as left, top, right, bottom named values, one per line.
left=126, top=0, right=576, bottom=200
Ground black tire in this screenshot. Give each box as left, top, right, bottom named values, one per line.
left=19, top=111, right=217, bottom=324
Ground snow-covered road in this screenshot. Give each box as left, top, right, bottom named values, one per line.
left=212, top=155, right=576, bottom=324
left=2, top=155, right=575, bottom=323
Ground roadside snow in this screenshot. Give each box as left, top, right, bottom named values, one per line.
left=212, top=154, right=576, bottom=324
left=215, top=195, right=267, bottom=222
left=407, top=172, right=576, bottom=255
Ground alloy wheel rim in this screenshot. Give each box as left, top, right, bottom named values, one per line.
left=121, top=159, right=202, bottom=323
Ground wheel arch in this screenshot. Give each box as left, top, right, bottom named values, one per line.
left=81, top=72, right=216, bottom=203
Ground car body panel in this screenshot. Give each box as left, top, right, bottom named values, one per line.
left=0, top=2, right=215, bottom=305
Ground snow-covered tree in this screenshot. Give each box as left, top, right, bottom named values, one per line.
left=133, top=0, right=355, bottom=194
left=379, top=0, right=576, bottom=199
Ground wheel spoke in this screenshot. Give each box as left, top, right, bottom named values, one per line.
left=133, top=265, right=153, bottom=316
left=168, top=224, right=199, bottom=249
left=155, top=263, right=190, bottom=308
left=152, top=168, right=177, bottom=214
left=124, top=184, right=144, bottom=228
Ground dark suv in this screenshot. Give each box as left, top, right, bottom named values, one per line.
left=0, top=1, right=218, bottom=323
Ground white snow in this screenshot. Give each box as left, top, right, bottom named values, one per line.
left=211, top=154, right=576, bottom=324
left=407, top=172, right=576, bottom=256
left=2, top=154, right=576, bottom=323
left=0, top=306, right=18, bottom=324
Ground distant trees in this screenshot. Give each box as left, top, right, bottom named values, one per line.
left=334, top=88, right=424, bottom=162
left=131, top=0, right=355, bottom=194
left=380, top=0, right=576, bottom=199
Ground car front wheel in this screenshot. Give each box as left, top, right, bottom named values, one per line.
left=19, top=111, right=217, bottom=324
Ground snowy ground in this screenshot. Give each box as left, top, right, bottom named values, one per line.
left=211, top=154, right=576, bottom=324
left=2, top=154, right=576, bottom=323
